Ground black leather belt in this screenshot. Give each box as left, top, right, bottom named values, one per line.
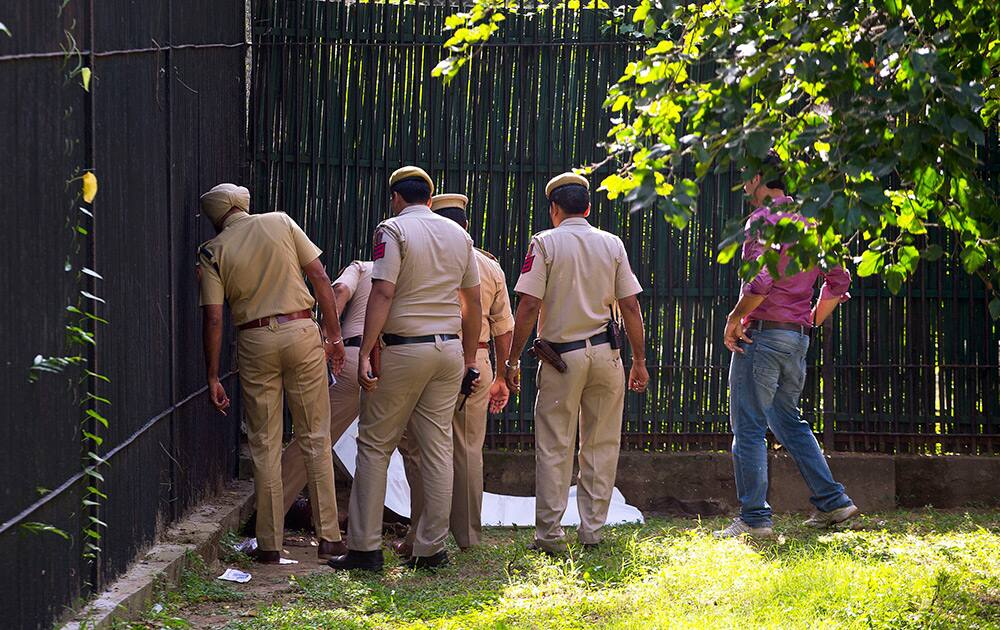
left=749, top=320, right=808, bottom=335
left=382, top=333, right=459, bottom=346
left=343, top=336, right=362, bottom=347
left=548, top=331, right=610, bottom=354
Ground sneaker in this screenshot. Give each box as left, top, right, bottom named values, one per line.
left=713, top=518, right=774, bottom=539
left=803, top=504, right=860, bottom=529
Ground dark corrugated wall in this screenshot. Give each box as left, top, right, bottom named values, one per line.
left=0, top=1, right=247, bottom=627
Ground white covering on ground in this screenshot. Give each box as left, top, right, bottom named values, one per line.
left=333, top=419, right=644, bottom=527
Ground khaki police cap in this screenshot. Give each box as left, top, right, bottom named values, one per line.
left=389, top=166, right=435, bottom=197
left=430, top=193, right=469, bottom=211
left=200, top=183, right=250, bottom=225
left=545, top=172, right=590, bottom=199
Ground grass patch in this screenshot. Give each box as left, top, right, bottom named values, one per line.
left=134, top=510, right=1000, bottom=629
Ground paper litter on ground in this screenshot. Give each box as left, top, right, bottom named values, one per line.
left=217, top=569, right=252, bottom=583
left=333, top=418, right=644, bottom=526
left=233, top=537, right=257, bottom=554
left=278, top=557, right=299, bottom=565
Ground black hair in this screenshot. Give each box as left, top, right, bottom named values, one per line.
left=760, top=150, right=786, bottom=191
left=548, top=184, right=589, bottom=215
left=391, top=178, right=432, bottom=204
left=433, top=206, right=469, bottom=229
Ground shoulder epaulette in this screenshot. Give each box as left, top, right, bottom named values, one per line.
left=475, top=247, right=498, bottom=262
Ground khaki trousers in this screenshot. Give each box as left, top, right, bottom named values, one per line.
left=238, top=318, right=340, bottom=551
left=280, top=346, right=361, bottom=515
left=347, top=338, right=464, bottom=556
left=534, top=341, right=625, bottom=546
left=401, top=348, right=492, bottom=549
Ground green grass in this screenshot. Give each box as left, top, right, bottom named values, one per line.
left=135, top=511, right=1000, bottom=629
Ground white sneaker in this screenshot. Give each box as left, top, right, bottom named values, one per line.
left=803, top=504, right=860, bottom=529
left=713, top=518, right=774, bottom=539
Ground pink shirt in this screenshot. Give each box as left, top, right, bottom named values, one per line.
left=741, top=197, right=851, bottom=327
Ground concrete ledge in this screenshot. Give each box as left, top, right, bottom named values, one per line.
left=896, top=456, right=1000, bottom=508
left=485, top=450, right=995, bottom=515
left=63, top=480, right=255, bottom=630
left=768, top=453, right=895, bottom=513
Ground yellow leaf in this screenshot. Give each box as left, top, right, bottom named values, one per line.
left=81, top=67, right=92, bottom=92
left=82, top=172, right=98, bottom=203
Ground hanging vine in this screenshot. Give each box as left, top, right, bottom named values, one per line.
left=26, top=8, right=110, bottom=566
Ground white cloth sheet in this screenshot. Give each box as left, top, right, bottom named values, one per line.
left=333, top=418, right=644, bottom=527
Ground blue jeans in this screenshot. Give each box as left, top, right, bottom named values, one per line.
left=729, top=328, right=852, bottom=527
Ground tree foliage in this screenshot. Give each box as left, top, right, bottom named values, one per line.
left=437, top=0, right=1000, bottom=317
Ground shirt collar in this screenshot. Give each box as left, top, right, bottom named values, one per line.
left=399, top=204, right=431, bottom=217
left=222, top=211, right=251, bottom=228
left=558, top=217, right=590, bottom=228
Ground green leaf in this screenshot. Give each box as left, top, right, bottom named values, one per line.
left=717, top=241, right=740, bottom=264
left=990, top=298, right=1000, bottom=320
left=885, top=268, right=904, bottom=295
left=899, top=245, right=919, bottom=273
left=857, top=250, right=884, bottom=277
left=745, top=130, right=771, bottom=158
left=0, top=22, right=10, bottom=37
left=921, top=244, right=944, bottom=261
left=21, top=522, right=70, bottom=540
left=85, top=408, right=109, bottom=428
left=960, top=245, right=987, bottom=273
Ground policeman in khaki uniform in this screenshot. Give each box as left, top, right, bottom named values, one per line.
left=506, top=173, right=649, bottom=554
left=328, top=167, right=483, bottom=572
left=279, top=260, right=373, bottom=519
left=398, top=193, right=514, bottom=556
left=197, top=183, right=347, bottom=563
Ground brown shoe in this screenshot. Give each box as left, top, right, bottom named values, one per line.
left=317, top=539, right=348, bottom=561
left=390, top=539, right=413, bottom=558
left=251, top=549, right=281, bottom=564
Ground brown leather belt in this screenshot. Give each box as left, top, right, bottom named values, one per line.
left=238, top=309, right=313, bottom=331
left=478, top=342, right=489, bottom=349
left=749, top=320, right=808, bottom=335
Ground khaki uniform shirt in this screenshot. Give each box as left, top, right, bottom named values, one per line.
left=372, top=205, right=480, bottom=336
left=514, top=217, right=642, bottom=343
left=334, top=260, right=373, bottom=339
left=198, top=212, right=322, bottom=326
left=474, top=248, right=514, bottom=344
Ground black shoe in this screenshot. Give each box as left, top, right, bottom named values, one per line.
left=326, top=549, right=384, bottom=572
left=401, top=550, right=449, bottom=570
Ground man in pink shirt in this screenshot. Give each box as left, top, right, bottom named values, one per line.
left=716, top=152, right=859, bottom=538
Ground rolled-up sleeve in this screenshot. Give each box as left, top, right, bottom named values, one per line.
left=744, top=267, right=774, bottom=297
left=819, top=265, right=851, bottom=303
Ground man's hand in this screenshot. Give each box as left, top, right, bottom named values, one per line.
left=358, top=354, right=378, bottom=392
left=465, top=363, right=482, bottom=394
left=488, top=378, right=510, bottom=413
left=324, top=338, right=346, bottom=375
left=724, top=313, right=753, bottom=353
left=628, top=362, right=649, bottom=393
left=505, top=365, right=521, bottom=394
left=208, top=378, right=230, bottom=415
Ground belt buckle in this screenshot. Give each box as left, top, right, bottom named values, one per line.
left=268, top=316, right=278, bottom=332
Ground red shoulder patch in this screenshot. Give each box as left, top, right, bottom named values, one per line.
left=521, top=245, right=535, bottom=273
left=373, top=230, right=386, bottom=261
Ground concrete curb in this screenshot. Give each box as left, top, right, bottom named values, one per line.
left=63, top=480, right=255, bottom=630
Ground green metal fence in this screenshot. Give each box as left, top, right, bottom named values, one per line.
left=250, top=0, right=1000, bottom=454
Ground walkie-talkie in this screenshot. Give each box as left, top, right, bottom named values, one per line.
left=458, top=368, right=480, bottom=410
